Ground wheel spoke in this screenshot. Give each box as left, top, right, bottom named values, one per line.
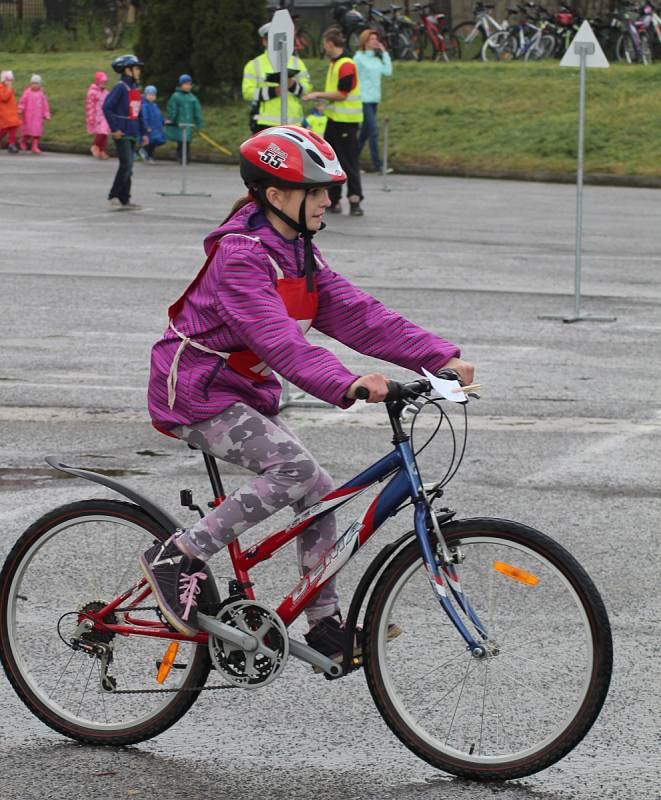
left=366, top=525, right=611, bottom=778
left=445, top=657, right=474, bottom=743
left=2, top=503, right=210, bottom=743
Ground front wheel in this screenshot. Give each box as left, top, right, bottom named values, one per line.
left=363, top=518, right=612, bottom=780
left=0, top=499, right=213, bottom=745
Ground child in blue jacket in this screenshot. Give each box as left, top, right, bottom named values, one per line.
left=139, top=85, right=166, bottom=163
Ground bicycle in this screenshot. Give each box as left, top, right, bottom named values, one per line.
left=482, top=4, right=554, bottom=61
left=0, top=373, right=613, bottom=780
left=615, top=1, right=654, bottom=62
left=412, top=3, right=461, bottom=62
left=323, top=1, right=366, bottom=55
left=359, top=1, right=419, bottom=60
left=452, top=1, right=508, bottom=61
left=639, top=1, right=661, bottom=55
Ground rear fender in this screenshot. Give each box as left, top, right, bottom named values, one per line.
left=45, top=457, right=223, bottom=613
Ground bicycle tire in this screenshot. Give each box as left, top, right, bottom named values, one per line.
left=617, top=31, right=637, bottom=63
left=412, top=28, right=431, bottom=60
left=439, top=34, right=461, bottom=61
left=524, top=33, right=556, bottom=61
left=451, top=21, right=486, bottom=60
left=481, top=30, right=517, bottom=61
left=363, top=518, right=612, bottom=781
left=0, top=499, right=213, bottom=746
left=640, top=31, right=653, bottom=63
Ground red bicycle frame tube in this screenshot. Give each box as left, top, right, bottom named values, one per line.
left=88, top=450, right=410, bottom=642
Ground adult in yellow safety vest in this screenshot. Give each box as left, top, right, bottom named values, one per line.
left=242, top=22, right=312, bottom=133
left=304, top=28, right=364, bottom=217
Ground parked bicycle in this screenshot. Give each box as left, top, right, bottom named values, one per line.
left=412, top=2, right=461, bottom=61
left=0, top=372, right=612, bottom=780
left=359, top=1, right=419, bottom=60
left=482, top=3, right=555, bottom=61
left=615, top=0, right=653, bottom=63
left=325, top=1, right=366, bottom=53
left=452, top=2, right=509, bottom=60
left=542, top=2, right=581, bottom=58
left=639, top=0, right=661, bottom=55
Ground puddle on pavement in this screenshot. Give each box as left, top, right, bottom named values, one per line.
left=0, top=466, right=149, bottom=491
left=136, top=449, right=172, bottom=457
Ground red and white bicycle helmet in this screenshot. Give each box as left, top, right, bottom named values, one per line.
left=239, top=126, right=346, bottom=292
left=240, top=125, right=346, bottom=190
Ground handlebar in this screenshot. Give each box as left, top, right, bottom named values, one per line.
left=354, top=369, right=461, bottom=403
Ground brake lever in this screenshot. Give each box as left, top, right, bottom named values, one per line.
left=401, top=398, right=426, bottom=423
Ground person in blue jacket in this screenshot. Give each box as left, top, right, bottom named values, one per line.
left=354, top=30, right=392, bottom=173
left=138, top=85, right=166, bottom=163
left=102, top=54, right=148, bottom=211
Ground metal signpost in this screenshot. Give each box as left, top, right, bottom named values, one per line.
left=540, top=22, right=614, bottom=324
left=268, top=9, right=294, bottom=127
left=158, top=123, right=211, bottom=198
left=268, top=10, right=327, bottom=409
left=382, top=117, right=391, bottom=192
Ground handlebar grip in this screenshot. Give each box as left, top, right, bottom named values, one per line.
left=436, top=368, right=460, bottom=382
left=354, top=381, right=404, bottom=401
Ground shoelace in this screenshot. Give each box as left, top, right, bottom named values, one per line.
left=178, top=571, right=207, bottom=621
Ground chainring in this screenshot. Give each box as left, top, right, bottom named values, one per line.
left=208, top=600, right=289, bottom=689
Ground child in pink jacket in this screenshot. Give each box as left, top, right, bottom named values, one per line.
left=85, top=71, right=110, bottom=158
left=18, top=74, right=50, bottom=154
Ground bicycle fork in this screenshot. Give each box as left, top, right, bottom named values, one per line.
left=397, top=438, right=491, bottom=656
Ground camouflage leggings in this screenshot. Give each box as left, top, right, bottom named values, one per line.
left=173, top=403, right=339, bottom=624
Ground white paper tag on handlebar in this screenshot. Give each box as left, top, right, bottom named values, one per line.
left=421, top=367, right=467, bottom=403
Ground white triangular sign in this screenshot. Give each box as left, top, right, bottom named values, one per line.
left=560, top=21, right=609, bottom=68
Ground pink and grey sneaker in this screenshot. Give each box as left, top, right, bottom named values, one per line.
left=139, top=533, right=207, bottom=637
left=304, top=614, right=402, bottom=673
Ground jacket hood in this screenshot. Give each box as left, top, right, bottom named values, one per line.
left=203, top=200, right=310, bottom=273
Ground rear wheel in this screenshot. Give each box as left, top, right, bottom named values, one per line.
left=524, top=33, right=556, bottom=60
left=0, top=500, right=213, bottom=745
left=363, top=518, right=612, bottom=780
left=452, top=21, right=486, bottom=60
left=482, top=30, right=518, bottom=61
left=439, top=34, right=461, bottom=61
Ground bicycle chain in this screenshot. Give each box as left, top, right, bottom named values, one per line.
left=102, top=606, right=240, bottom=693
left=110, top=683, right=239, bottom=694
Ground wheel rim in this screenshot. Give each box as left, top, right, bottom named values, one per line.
left=5, top=514, right=201, bottom=732
left=454, top=24, right=483, bottom=60
left=376, top=535, right=595, bottom=766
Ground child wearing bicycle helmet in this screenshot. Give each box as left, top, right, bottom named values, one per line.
left=141, top=125, right=474, bottom=660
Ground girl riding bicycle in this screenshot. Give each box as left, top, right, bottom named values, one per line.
left=141, top=125, right=474, bottom=661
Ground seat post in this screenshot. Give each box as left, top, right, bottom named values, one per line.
left=202, top=452, right=225, bottom=499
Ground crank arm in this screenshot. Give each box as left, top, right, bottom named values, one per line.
left=197, top=613, right=258, bottom=652
left=289, top=639, right=343, bottom=678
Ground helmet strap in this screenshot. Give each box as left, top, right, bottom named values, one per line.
left=254, top=186, right=317, bottom=292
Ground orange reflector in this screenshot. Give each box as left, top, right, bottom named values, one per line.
left=493, top=561, right=539, bottom=586
left=156, top=642, right=179, bottom=684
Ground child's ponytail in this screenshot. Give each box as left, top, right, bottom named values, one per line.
left=219, top=189, right=261, bottom=226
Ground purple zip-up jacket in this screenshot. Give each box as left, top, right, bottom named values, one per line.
left=148, top=202, right=460, bottom=428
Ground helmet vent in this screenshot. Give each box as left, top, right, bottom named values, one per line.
left=306, top=148, right=324, bottom=167
left=282, top=130, right=305, bottom=142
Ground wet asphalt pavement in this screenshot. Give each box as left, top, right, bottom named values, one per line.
left=0, top=153, right=660, bottom=800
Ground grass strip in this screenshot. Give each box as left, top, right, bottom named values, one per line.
left=2, top=50, right=661, bottom=177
